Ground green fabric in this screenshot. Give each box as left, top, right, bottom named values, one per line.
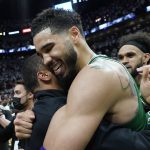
left=88, top=55, right=148, bottom=131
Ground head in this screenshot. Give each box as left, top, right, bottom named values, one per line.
left=13, top=80, right=33, bottom=110
left=118, top=32, right=150, bottom=78
left=32, top=8, right=85, bottom=90
left=22, top=54, right=62, bottom=93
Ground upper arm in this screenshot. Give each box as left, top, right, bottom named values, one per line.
left=44, top=66, right=122, bottom=150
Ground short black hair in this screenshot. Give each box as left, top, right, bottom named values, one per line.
left=22, top=54, right=46, bottom=92
left=15, top=80, right=25, bottom=86
left=118, top=32, right=150, bottom=53
left=15, top=80, right=28, bottom=92
left=31, top=8, right=84, bottom=37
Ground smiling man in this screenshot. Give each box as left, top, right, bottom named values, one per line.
left=31, top=9, right=150, bottom=149
left=14, top=9, right=150, bottom=150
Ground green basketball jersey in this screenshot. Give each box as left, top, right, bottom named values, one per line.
left=88, top=55, right=148, bottom=131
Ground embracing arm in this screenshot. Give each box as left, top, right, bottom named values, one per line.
left=44, top=66, right=121, bottom=150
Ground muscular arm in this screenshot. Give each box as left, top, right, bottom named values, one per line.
left=44, top=66, right=122, bottom=150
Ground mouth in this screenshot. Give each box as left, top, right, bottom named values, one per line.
left=125, top=65, right=131, bottom=69
left=50, top=61, right=65, bottom=77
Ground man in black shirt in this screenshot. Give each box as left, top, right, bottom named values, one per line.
left=19, top=54, right=66, bottom=150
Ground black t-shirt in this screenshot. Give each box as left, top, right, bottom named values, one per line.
left=25, top=89, right=66, bottom=150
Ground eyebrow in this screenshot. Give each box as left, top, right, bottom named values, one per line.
left=118, top=51, right=135, bottom=56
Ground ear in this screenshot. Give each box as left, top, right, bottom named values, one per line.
left=27, top=92, right=34, bottom=100
left=69, top=26, right=80, bottom=44
left=37, top=71, right=52, bottom=81
left=143, top=53, right=150, bottom=65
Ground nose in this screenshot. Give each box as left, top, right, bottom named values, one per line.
left=121, top=57, right=129, bottom=65
left=43, top=54, right=52, bottom=66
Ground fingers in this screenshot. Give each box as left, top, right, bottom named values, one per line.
left=16, top=110, right=35, bottom=123
left=14, top=117, right=33, bottom=130
left=14, top=110, right=35, bottom=139
left=137, top=65, right=150, bottom=80
left=16, top=132, right=31, bottom=139
left=141, top=66, right=149, bottom=82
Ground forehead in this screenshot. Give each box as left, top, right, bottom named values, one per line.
left=118, top=45, right=143, bottom=55
left=33, top=28, right=63, bottom=52
left=14, top=84, right=26, bottom=92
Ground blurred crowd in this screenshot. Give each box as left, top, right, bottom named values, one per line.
left=81, top=0, right=148, bottom=32
left=0, top=0, right=150, bottom=108
left=90, top=18, right=150, bottom=59
left=0, top=56, right=23, bottom=102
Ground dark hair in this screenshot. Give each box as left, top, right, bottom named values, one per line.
left=118, top=32, right=150, bottom=53
left=15, top=80, right=25, bottom=86
left=15, top=80, right=28, bottom=91
left=22, top=54, right=46, bottom=92
left=31, top=8, right=84, bottom=37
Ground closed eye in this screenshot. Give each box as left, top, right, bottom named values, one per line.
left=42, top=43, right=55, bottom=54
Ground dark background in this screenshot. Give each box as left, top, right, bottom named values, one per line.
left=0, top=0, right=112, bottom=22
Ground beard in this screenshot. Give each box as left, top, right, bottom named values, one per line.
left=56, top=41, right=78, bottom=92
left=131, top=62, right=143, bottom=78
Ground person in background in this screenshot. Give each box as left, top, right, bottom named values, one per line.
left=118, top=32, right=150, bottom=107
left=0, top=80, right=33, bottom=150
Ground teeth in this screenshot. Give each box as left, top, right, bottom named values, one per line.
left=53, top=64, right=61, bottom=71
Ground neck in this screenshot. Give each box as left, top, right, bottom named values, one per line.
left=76, top=40, right=96, bottom=70
left=24, top=99, right=33, bottom=110
left=34, top=84, right=62, bottom=93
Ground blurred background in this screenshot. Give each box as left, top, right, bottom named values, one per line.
left=0, top=0, right=149, bottom=100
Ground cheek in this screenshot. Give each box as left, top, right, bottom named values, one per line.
left=20, top=97, right=26, bottom=104
left=131, top=59, right=140, bottom=68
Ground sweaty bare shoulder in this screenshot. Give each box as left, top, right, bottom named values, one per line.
left=89, top=59, right=131, bottom=91
left=43, top=62, right=132, bottom=150
left=66, top=64, right=124, bottom=116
